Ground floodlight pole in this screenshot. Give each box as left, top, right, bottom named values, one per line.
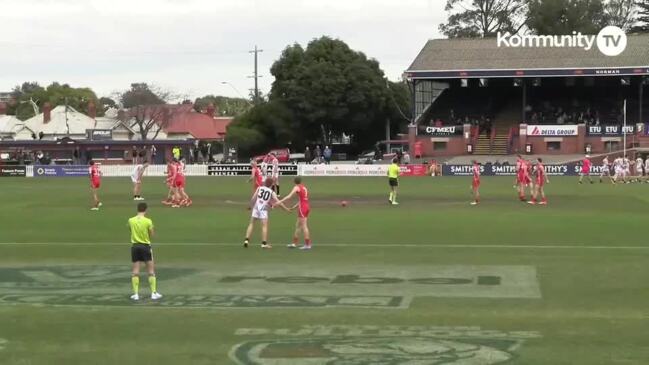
left=623, top=99, right=627, bottom=158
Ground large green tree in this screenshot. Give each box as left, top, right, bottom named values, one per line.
left=227, top=37, right=411, bottom=154
left=527, top=0, right=607, bottom=35
left=193, top=95, right=251, bottom=117
left=439, top=0, right=528, bottom=38
left=632, top=0, right=649, bottom=32
left=119, top=83, right=166, bottom=108
left=9, top=82, right=102, bottom=120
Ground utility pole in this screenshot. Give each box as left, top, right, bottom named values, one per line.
left=249, top=45, right=263, bottom=104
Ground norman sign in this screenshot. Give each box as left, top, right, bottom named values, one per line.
left=527, top=125, right=578, bottom=136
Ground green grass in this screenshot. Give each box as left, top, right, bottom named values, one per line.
left=0, top=176, right=648, bottom=364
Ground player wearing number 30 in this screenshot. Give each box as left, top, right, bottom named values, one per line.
left=244, top=177, right=290, bottom=249
left=278, top=177, right=312, bottom=250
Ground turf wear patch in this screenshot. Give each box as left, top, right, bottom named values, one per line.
left=0, top=338, right=6, bottom=351
left=230, top=325, right=542, bottom=364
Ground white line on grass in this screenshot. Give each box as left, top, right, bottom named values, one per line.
left=0, top=242, right=647, bottom=250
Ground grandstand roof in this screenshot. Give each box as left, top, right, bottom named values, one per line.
left=406, top=33, right=649, bottom=79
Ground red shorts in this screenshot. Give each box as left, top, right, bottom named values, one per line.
left=91, top=179, right=101, bottom=189
left=297, top=205, right=310, bottom=219
left=472, top=180, right=480, bottom=189
left=581, top=168, right=590, bottom=174
left=536, top=179, right=545, bottom=187
left=174, top=177, right=185, bottom=188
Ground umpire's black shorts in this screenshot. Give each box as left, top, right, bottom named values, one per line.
left=389, top=178, right=399, bottom=187
left=131, top=243, right=153, bottom=262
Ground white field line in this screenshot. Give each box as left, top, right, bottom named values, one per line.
left=0, top=242, right=647, bottom=250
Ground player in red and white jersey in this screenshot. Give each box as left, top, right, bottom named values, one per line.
left=88, top=160, right=102, bottom=211
left=529, top=158, right=549, bottom=205
left=278, top=177, right=312, bottom=249
left=173, top=159, right=191, bottom=207
left=162, top=158, right=177, bottom=205
left=515, top=155, right=529, bottom=201
left=579, top=155, right=593, bottom=184
left=470, top=161, right=480, bottom=206
left=248, top=160, right=264, bottom=192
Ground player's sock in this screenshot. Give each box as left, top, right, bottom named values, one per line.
left=389, top=192, right=393, bottom=202
left=148, top=276, right=157, bottom=293
left=305, top=238, right=312, bottom=247
left=131, top=276, right=139, bottom=294
left=292, top=236, right=298, bottom=244
left=276, top=185, right=280, bottom=195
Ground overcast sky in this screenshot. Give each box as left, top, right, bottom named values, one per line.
left=0, top=0, right=445, bottom=101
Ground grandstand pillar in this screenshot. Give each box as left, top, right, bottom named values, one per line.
left=408, top=124, right=417, bottom=156
left=521, top=80, right=527, bottom=124
left=519, top=123, right=527, bottom=153
left=577, top=124, right=586, bottom=154
left=639, top=78, right=644, bottom=124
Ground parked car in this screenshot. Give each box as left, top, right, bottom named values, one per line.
left=253, top=148, right=291, bottom=163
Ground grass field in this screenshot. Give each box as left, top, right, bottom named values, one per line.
left=1, top=175, right=648, bottom=364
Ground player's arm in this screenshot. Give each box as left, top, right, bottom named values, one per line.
left=277, top=186, right=297, bottom=205
left=271, top=193, right=290, bottom=212
left=249, top=188, right=258, bottom=209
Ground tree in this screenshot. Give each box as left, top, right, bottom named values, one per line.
left=193, top=95, right=252, bottom=117
left=119, top=83, right=167, bottom=108
left=8, top=82, right=102, bottom=120
left=117, top=83, right=180, bottom=140
left=439, top=0, right=528, bottom=38
left=269, top=37, right=398, bottom=148
left=604, top=0, right=637, bottom=30
left=527, top=0, right=607, bottom=35
left=226, top=100, right=294, bottom=155
left=632, top=0, right=649, bottom=32
left=99, top=97, right=117, bottom=112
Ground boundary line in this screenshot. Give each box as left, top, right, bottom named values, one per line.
left=0, top=242, right=647, bottom=250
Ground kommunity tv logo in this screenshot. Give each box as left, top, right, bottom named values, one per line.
left=497, top=26, right=627, bottom=56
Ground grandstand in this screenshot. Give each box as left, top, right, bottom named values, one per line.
left=405, top=34, right=649, bottom=157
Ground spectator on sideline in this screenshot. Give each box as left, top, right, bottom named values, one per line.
left=323, top=146, right=332, bottom=164
left=131, top=146, right=138, bottom=165
left=314, top=145, right=322, bottom=164
left=403, top=151, right=411, bottom=165
left=172, top=146, right=181, bottom=161
left=304, top=146, right=312, bottom=164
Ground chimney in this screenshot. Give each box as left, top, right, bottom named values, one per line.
left=206, top=103, right=215, bottom=118
left=0, top=102, right=6, bottom=115
left=43, top=102, right=52, bottom=123
left=88, top=101, right=96, bottom=119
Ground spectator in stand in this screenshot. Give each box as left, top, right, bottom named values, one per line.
left=304, top=146, right=312, bottom=164
left=434, top=119, right=443, bottom=127
left=314, top=145, right=322, bottom=164
left=323, top=146, right=332, bottom=164
left=403, top=151, right=411, bottom=165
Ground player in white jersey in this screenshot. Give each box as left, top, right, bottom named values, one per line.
left=260, top=156, right=269, bottom=178
left=645, top=157, right=649, bottom=178
left=623, top=157, right=631, bottom=183
left=270, top=153, right=280, bottom=196
left=244, top=177, right=290, bottom=249
left=635, top=157, right=644, bottom=182
left=599, top=156, right=613, bottom=183
left=131, top=162, right=149, bottom=200
left=612, top=157, right=623, bottom=184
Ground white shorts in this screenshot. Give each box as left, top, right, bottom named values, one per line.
left=131, top=176, right=140, bottom=184
left=271, top=174, right=279, bottom=181
left=252, top=207, right=268, bottom=220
